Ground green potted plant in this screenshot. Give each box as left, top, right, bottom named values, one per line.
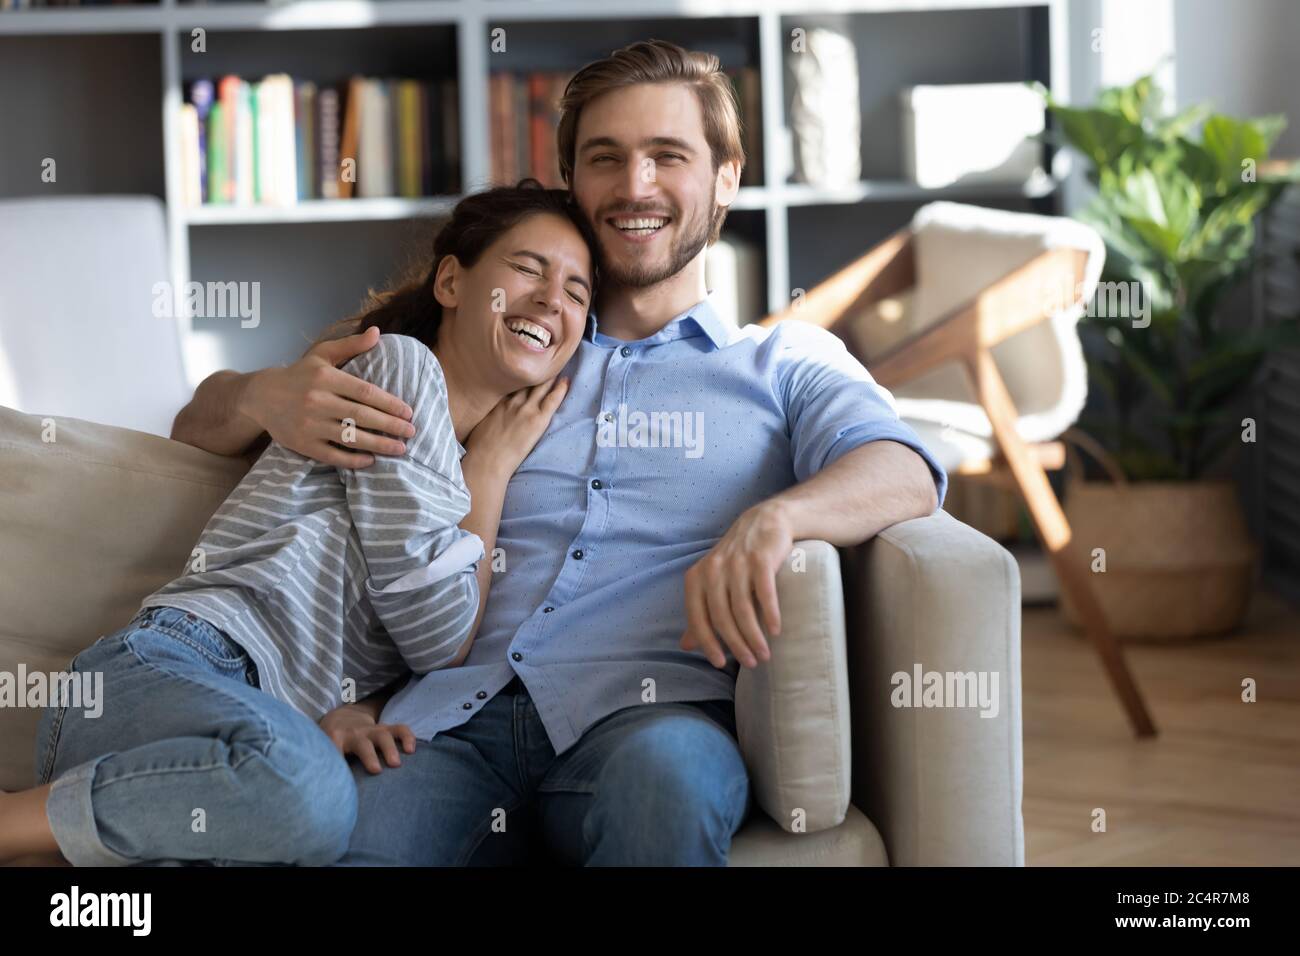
left=1038, top=74, right=1300, bottom=639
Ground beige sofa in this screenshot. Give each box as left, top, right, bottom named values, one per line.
left=0, top=404, right=1024, bottom=866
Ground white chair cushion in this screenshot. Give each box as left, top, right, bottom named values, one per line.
left=901, top=417, right=995, bottom=474
left=890, top=201, right=1104, bottom=446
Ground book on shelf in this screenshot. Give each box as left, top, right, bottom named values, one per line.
left=180, top=72, right=460, bottom=208
left=728, top=66, right=764, bottom=186
left=317, top=87, right=340, bottom=201
left=488, top=65, right=762, bottom=188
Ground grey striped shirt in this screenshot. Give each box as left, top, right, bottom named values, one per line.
left=141, top=333, right=484, bottom=722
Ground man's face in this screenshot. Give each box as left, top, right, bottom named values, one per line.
left=570, top=83, right=737, bottom=289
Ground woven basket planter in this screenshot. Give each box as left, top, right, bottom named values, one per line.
left=1059, top=433, right=1258, bottom=641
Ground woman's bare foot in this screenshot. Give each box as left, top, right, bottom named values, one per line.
left=0, top=785, right=66, bottom=864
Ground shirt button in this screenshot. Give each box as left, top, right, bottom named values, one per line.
left=512, top=651, right=523, bottom=661
left=476, top=691, right=487, bottom=699
left=590, top=479, right=602, bottom=489
left=572, top=549, right=584, bottom=560
left=543, top=606, right=554, bottom=613
left=620, top=346, right=632, bottom=357
left=603, top=412, right=614, bottom=423
left=462, top=702, right=472, bottom=710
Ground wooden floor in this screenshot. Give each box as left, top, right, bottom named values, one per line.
left=1022, top=590, right=1300, bottom=865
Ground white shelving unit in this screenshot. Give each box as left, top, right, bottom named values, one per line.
left=1, top=0, right=1070, bottom=387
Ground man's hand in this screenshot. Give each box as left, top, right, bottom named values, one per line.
left=677, top=441, right=940, bottom=671
left=679, top=500, right=790, bottom=670
left=318, top=701, right=416, bottom=774
left=242, top=325, right=417, bottom=468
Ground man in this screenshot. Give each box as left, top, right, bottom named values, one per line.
left=170, top=40, right=947, bottom=866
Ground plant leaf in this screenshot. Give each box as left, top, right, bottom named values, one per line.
left=1201, top=113, right=1287, bottom=189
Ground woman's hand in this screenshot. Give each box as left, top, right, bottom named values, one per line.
left=465, top=376, right=569, bottom=474
left=318, top=702, right=416, bottom=774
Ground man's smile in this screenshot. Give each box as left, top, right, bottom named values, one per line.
left=606, top=214, right=673, bottom=243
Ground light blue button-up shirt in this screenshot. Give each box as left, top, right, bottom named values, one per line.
left=380, top=295, right=948, bottom=755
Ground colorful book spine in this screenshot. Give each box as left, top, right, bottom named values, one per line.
left=206, top=99, right=228, bottom=205
left=396, top=80, right=421, bottom=198
left=190, top=79, right=214, bottom=202
left=234, top=79, right=254, bottom=205
left=252, top=78, right=268, bottom=204
left=318, top=87, right=340, bottom=200
left=216, top=75, right=240, bottom=203
left=295, top=81, right=317, bottom=202
left=184, top=73, right=456, bottom=204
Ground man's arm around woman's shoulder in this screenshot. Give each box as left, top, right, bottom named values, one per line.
left=169, top=325, right=417, bottom=468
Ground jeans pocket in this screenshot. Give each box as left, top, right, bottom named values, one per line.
left=134, top=609, right=248, bottom=672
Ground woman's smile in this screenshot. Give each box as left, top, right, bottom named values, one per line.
left=503, top=313, right=556, bottom=352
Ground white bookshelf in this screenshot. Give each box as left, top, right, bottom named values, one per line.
left=182, top=195, right=460, bottom=224
left=0, top=0, right=1070, bottom=388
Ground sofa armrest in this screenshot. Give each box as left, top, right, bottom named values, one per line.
left=841, top=509, right=1024, bottom=865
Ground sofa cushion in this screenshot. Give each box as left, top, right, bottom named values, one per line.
left=729, top=803, right=886, bottom=866
left=0, top=405, right=250, bottom=789
left=735, top=539, right=852, bottom=834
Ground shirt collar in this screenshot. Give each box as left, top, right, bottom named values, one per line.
left=585, top=295, right=734, bottom=350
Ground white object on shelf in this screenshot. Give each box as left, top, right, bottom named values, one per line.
left=900, top=82, right=1046, bottom=189
left=787, top=26, right=861, bottom=188
left=705, top=233, right=764, bottom=327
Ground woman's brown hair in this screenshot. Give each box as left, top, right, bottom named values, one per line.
left=314, top=179, right=598, bottom=351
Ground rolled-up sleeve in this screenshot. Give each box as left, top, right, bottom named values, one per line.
left=336, top=334, right=483, bottom=673
left=777, top=323, right=948, bottom=508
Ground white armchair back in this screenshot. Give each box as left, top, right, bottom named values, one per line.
left=852, top=201, right=1106, bottom=471
left=0, top=196, right=189, bottom=438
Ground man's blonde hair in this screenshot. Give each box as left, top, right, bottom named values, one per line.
left=556, top=39, right=746, bottom=243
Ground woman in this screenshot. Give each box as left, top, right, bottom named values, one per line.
left=0, top=181, right=597, bottom=866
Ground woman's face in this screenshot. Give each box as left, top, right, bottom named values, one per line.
left=434, top=212, right=592, bottom=391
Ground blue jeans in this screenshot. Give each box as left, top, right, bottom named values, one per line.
left=33, top=606, right=357, bottom=866
left=337, top=677, right=753, bottom=866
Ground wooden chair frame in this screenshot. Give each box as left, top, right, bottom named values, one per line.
left=759, top=227, right=1157, bottom=738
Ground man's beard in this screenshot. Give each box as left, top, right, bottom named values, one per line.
left=597, top=205, right=714, bottom=289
